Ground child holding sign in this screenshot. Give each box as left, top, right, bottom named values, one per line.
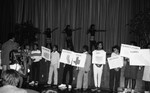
left=47, top=45, right=60, bottom=87
left=75, top=45, right=91, bottom=91
left=92, top=41, right=105, bottom=92
left=142, top=43, right=150, bottom=93
left=109, top=45, right=121, bottom=93
left=123, top=41, right=139, bottom=93
left=58, top=46, right=74, bottom=89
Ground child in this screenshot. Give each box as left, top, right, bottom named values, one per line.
left=109, top=45, right=121, bottom=93
left=92, top=41, right=105, bottom=92
left=29, top=44, right=42, bottom=86
left=123, top=41, right=139, bottom=93
left=47, top=45, right=60, bottom=87
left=58, top=45, right=74, bottom=89
left=75, top=45, right=91, bottom=91
left=142, top=43, right=150, bottom=93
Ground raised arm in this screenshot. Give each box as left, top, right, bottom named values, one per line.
left=51, top=27, right=58, bottom=33
left=72, top=27, right=81, bottom=31
left=95, top=30, right=106, bottom=32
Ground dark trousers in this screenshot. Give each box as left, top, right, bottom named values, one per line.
left=90, top=40, right=96, bottom=52
left=109, top=69, right=121, bottom=91
left=62, top=64, right=73, bottom=85
left=31, top=62, right=39, bottom=82
left=145, top=81, right=150, bottom=91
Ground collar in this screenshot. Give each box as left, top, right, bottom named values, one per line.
left=83, top=51, right=88, bottom=54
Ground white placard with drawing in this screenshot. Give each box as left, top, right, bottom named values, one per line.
left=72, top=53, right=86, bottom=68
left=59, top=49, right=73, bottom=65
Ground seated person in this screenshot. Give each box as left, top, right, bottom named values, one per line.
left=0, top=69, right=27, bottom=93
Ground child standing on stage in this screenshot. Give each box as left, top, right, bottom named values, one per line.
left=75, top=45, right=91, bottom=91
left=123, top=41, right=139, bottom=93
left=58, top=46, right=74, bottom=89
left=29, top=44, right=42, bottom=86
left=47, top=45, right=60, bottom=87
left=109, top=45, right=121, bottom=93
left=92, top=41, right=105, bottom=92
left=142, top=43, right=150, bottom=93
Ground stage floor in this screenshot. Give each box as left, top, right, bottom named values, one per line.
left=26, top=84, right=111, bottom=93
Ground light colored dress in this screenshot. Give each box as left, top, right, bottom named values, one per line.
left=142, top=66, right=150, bottom=81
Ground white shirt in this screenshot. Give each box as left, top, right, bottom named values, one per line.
left=51, top=51, right=60, bottom=68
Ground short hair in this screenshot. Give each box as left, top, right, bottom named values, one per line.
left=83, top=45, right=89, bottom=51
left=90, top=24, right=95, bottom=29
left=1, top=69, right=20, bottom=86
left=53, top=45, right=58, bottom=50
left=96, top=41, right=103, bottom=49
left=130, top=41, right=137, bottom=46
left=147, top=43, right=150, bottom=48
left=112, top=45, right=120, bottom=52
left=33, top=43, right=39, bottom=49
left=8, top=33, right=16, bottom=40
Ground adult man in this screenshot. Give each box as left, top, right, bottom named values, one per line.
left=1, top=33, right=18, bottom=71
left=0, top=69, right=27, bottom=93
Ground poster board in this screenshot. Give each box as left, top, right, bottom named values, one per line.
left=92, top=50, right=106, bottom=64
left=120, top=44, right=140, bottom=58
left=107, top=55, right=123, bottom=69
left=41, top=46, right=51, bottom=61
left=72, top=53, right=86, bottom=68
left=59, top=49, right=73, bottom=65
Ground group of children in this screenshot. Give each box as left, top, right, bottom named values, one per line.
left=20, top=41, right=150, bottom=93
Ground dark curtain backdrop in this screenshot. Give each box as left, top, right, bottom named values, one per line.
left=12, top=0, right=132, bottom=52
left=1, top=0, right=149, bottom=52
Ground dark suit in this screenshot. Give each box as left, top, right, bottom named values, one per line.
left=1, top=39, right=18, bottom=70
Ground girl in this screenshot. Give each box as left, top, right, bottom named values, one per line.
left=142, top=43, right=150, bottom=93
left=109, top=45, right=121, bottom=93
left=58, top=45, right=74, bottom=89
left=123, top=41, right=139, bottom=93
left=92, top=41, right=105, bottom=92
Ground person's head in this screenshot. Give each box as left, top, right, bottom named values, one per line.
left=53, top=45, right=58, bottom=51
left=90, top=24, right=95, bottom=29
left=8, top=33, right=16, bottom=41
left=46, top=28, right=51, bottom=31
left=130, top=41, right=137, bottom=46
left=25, top=44, right=30, bottom=50
left=147, top=43, right=150, bottom=49
left=67, top=45, right=74, bottom=51
left=96, top=41, right=103, bottom=50
left=66, top=25, right=70, bottom=29
left=1, top=69, right=20, bottom=86
left=82, top=45, right=89, bottom=52
left=112, top=45, right=120, bottom=54
left=33, top=43, right=38, bottom=50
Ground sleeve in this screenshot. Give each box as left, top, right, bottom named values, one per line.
left=85, top=54, right=91, bottom=72
left=57, top=53, right=60, bottom=68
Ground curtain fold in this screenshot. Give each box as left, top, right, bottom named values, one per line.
left=3, top=0, right=133, bottom=52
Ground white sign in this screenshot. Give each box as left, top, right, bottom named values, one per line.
left=41, top=46, right=51, bottom=61
left=72, top=53, right=86, bottom=68
left=59, top=49, right=73, bottom=65
left=120, top=44, right=140, bottom=58
left=107, top=55, right=123, bottom=69
left=130, top=49, right=150, bottom=66
left=92, top=50, right=106, bottom=64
